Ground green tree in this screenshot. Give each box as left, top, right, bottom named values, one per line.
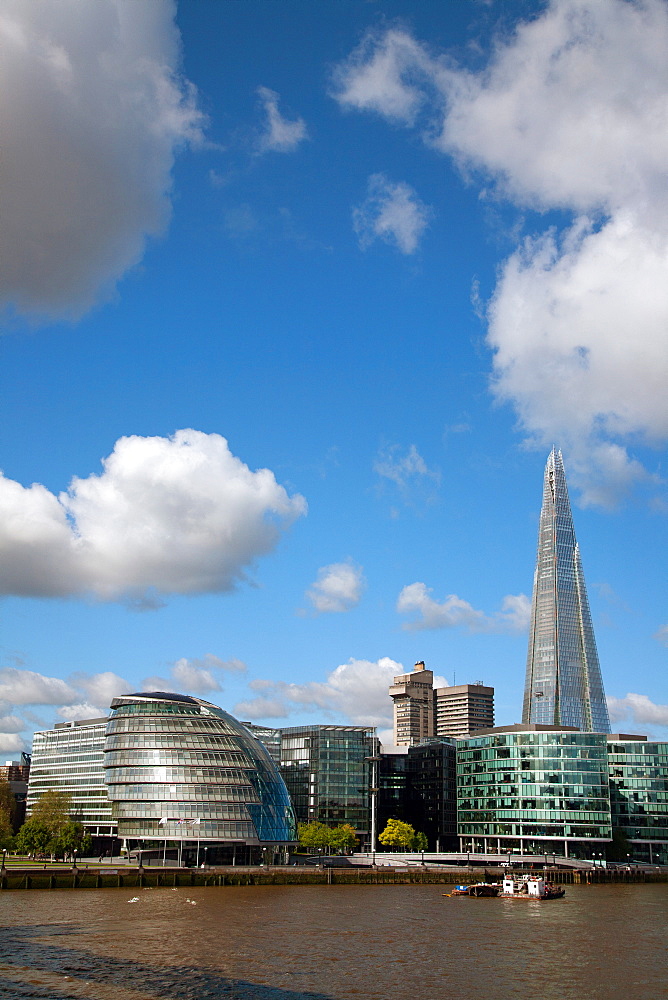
left=298, top=821, right=331, bottom=851
left=411, top=830, right=428, bottom=852
left=298, top=821, right=358, bottom=853
left=378, top=819, right=416, bottom=851
left=16, top=818, right=52, bottom=855
left=0, top=781, right=15, bottom=848
left=30, top=790, right=72, bottom=837
left=327, top=824, right=358, bottom=853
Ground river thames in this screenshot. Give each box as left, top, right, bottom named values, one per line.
left=0, top=883, right=665, bottom=1000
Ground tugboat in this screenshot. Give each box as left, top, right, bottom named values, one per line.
left=499, top=875, right=565, bottom=900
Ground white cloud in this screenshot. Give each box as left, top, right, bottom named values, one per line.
left=374, top=444, right=440, bottom=511
left=397, top=582, right=530, bottom=633
left=653, top=625, right=668, bottom=647
left=0, top=734, right=25, bottom=753
left=171, top=654, right=247, bottom=694
left=234, top=656, right=404, bottom=728
left=57, top=701, right=105, bottom=722
left=0, top=714, right=25, bottom=734
left=256, top=86, right=307, bottom=153
left=607, top=693, right=668, bottom=730
left=333, top=3, right=668, bottom=503
left=0, top=667, right=78, bottom=706
left=332, top=28, right=436, bottom=125
left=72, top=671, right=132, bottom=706
left=306, top=561, right=364, bottom=614
left=0, top=0, right=204, bottom=320
left=353, top=174, right=432, bottom=254
left=0, top=429, right=306, bottom=603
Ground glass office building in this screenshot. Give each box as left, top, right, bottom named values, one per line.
left=523, top=448, right=610, bottom=733
left=279, top=725, right=375, bottom=837
left=457, top=726, right=611, bottom=858
left=104, top=692, right=296, bottom=862
left=28, top=717, right=115, bottom=842
left=607, top=736, right=668, bottom=864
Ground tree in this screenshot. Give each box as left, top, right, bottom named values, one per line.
left=327, top=824, right=358, bottom=853
left=0, top=781, right=15, bottom=847
left=16, top=818, right=52, bottom=856
left=607, top=827, right=632, bottom=862
left=298, top=821, right=358, bottom=853
left=411, top=830, right=428, bottom=852
left=30, top=790, right=72, bottom=837
left=16, top=790, right=89, bottom=858
left=379, top=819, right=416, bottom=851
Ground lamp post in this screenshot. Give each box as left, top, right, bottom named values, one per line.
left=71, top=849, right=78, bottom=871
left=1, top=848, right=6, bottom=875
left=365, top=744, right=381, bottom=867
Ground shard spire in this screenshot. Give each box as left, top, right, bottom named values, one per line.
left=522, top=448, right=610, bottom=732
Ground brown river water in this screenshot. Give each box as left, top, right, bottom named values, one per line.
left=0, top=883, right=666, bottom=1000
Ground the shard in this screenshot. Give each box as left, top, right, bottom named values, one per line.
left=522, top=448, right=610, bottom=733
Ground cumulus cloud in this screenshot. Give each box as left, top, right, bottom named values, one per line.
left=0, top=429, right=306, bottom=604
left=397, top=582, right=530, bottom=633
left=333, top=3, right=668, bottom=503
left=0, top=0, right=204, bottom=320
left=0, top=667, right=78, bottom=706
left=256, top=86, right=307, bottom=153
left=607, top=693, right=668, bottom=731
left=353, top=174, right=432, bottom=254
left=306, top=561, right=364, bottom=614
left=234, top=657, right=404, bottom=728
left=57, top=701, right=106, bottom=722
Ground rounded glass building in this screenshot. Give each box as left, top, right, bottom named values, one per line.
left=104, top=692, right=296, bottom=864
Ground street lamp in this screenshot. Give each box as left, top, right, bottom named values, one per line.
left=72, top=849, right=78, bottom=871
left=365, top=746, right=381, bottom=867
left=1, top=848, right=6, bottom=875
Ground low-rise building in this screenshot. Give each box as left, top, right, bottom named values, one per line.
left=457, top=725, right=611, bottom=858
left=607, top=735, right=668, bottom=865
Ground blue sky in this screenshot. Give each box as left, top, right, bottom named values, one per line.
left=0, top=0, right=666, bottom=751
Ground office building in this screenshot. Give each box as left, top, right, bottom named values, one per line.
left=27, top=717, right=115, bottom=847
left=435, top=684, right=494, bottom=739
left=407, top=740, right=457, bottom=850
left=607, top=735, right=668, bottom=864
left=104, top=692, right=296, bottom=864
left=0, top=753, right=31, bottom=831
left=279, top=724, right=375, bottom=837
left=523, top=448, right=610, bottom=732
left=377, top=740, right=457, bottom=851
left=457, top=725, right=611, bottom=858
left=389, top=662, right=434, bottom=746
left=240, top=722, right=282, bottom=764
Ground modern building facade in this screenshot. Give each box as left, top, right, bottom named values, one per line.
left=435, top=684, right=494, bottom=740
left=279, top=724, right=375, bottom=838
left=523, top=448, right=610, bottom=732
left=240, top=722, right=282, bottom=764
left=457, top=726, right=611, bottom=858
left=389, top=662, right=434, bottom=746
left=607, top=735, right=668, bottom=864
left=0, top=753, right=31, bottom=831
left=27, top=717, right=115, bottom=844
left=377, top=740, right=457, bottom=851
left=104, top=692, right=296, bottom=864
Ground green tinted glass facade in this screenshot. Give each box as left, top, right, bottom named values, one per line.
left=280, top=725, right=374, bottom=835
left=607, top=739, right=668, bottom=864
left=458, top=730, right=611, bottom=857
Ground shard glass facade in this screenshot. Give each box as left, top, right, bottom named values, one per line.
left=523, top=449, right=610, bottom=733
